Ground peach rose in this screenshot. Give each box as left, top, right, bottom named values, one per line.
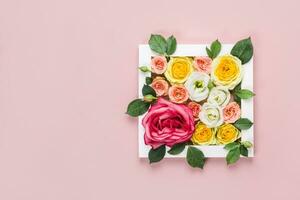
left=193, top=56, right=212, bottom=74
left=187, top=102, right=201, bottom=118
left=223, top=102, right=241, bottom=123
left=151, top=77, right=169, bottom=96
left=151, top=56, right=167, bottom=74
left=168, top=84, right=189, bottom=104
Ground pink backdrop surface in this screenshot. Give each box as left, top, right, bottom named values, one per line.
left=0, top=0, right=299, bottom=199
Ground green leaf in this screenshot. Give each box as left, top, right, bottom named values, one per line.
left=206, top=47, right=213, bottom=58
left=235, top=89, right=255, bottom=99
left=139, top=66, right=151, bottom=73
left=207, top=80, right=215, bottom=90
left=226, top=147, right=240, bottom=165
left=234, top=95, right=241, bottom=107
left=224, top=142, right=240, bottom=151
left=168, top=143, right=186, bottom=155
left=148, top=34, right=167, bottom=55
left=230, top=37, right=253, bottom=64
left=166, top=35, right=177, bottom=55
left=186, top=140, right=193, bottom=145
left=126, top=99, right=150, bottom=117
left=241, top=141, right=253, bottom=148
left=143, top=94, right=157, bottom=103
left=234, top=118, right=253, bottom=130
left=240, top=145, right=248, bottom=157
left=233, top=82, right=241, bottom=92
left=233, top=83, right=242, bottom=106
left=206, top=40, right=221, bottom=59
left=186, top=146, right=205, bottom=169
left=210, top=39, right=221, bottom=59
left=166, top=56, right=170, bottom=62
left=145, top=77, right=153, bottom=85
left=142, top=84, right=156, bottom=97
left=148, top=145, right=166, bottom=163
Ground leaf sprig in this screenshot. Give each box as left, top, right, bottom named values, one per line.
left=126, top=84, right=157, bottom=117
left=225, top=141, right=253, bottom=165
left=148, top=145, right=166, bottom=163
left=206, top=39, right=221, bottom=59
left=234, top=118, right=253, bottom=130
left=149, top=34, right=177, bottom=55
left=149, top=143, right=206, bottom=170
left=168, top=143, right=186, bottom=155
left=186, top=146, right=206, bottom=169
left=230, top=37, right=253, bottom=64
left=234, top=89, right=255, bottom=99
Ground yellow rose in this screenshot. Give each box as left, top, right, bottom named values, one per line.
left=191, top=123, right=215, bottom=145
left=211, top=55, right=243, bottom=90
left=164, top=57, right=193, bottom=84
left=216, top=124, right=240, bottom=144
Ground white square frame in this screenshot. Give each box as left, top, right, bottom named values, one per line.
left=138, top=44, right=254, bottom=158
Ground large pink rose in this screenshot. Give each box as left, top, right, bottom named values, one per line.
left=142, top=98, right=195, bottom=149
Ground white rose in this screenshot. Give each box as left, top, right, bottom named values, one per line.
left=199, top=103, right=224, bottom=128
left=184, top=72, right=210, bottom=102
left=207, top=86, right=230, bottom=108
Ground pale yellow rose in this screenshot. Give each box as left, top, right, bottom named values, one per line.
left=216, top=124, right=240, bottom=144
left=211, top=55, right=243, bottom=90
left=191, top=123, right=215, bottom=145
left=164, top=57, right=193, bottom=84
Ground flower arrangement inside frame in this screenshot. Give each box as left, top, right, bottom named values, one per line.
left=126, top=34, right=254, bottom=169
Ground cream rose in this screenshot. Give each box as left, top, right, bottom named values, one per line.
left=184, top=72, right=210, bottom=102
left=199, top=103, right=224, bottom=128
left=207, top=86, right=230, bottom=108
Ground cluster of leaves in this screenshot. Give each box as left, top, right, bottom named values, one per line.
left=126, top=84, right=157, bottom=117
left=148, top=34, right=177, bottom=55
left=206, top=40, right=221, bottom=59
left=127, top=34, right=178, bottom=117
left=230, top=37, right=253, bottom=64
left=225, top=141, right=253, bottom=164
left=233, top=82, right=255, bottom=106
left=149, top=143, right=206, bottom=169
left=150, top=135, right=254, bottom=168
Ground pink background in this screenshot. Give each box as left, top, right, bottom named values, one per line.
left=0, top=0, right=299, bottom=199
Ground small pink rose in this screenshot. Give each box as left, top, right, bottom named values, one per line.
left=151, top=56, right=167, bottom=74
left=151, top=77, right=169, bottom=96
left=142, top=98, right=195, bottom=149
left=223, top=102, right=241, bottom=123
left=187, top=102, right=201, bottom=119
left=193, top=56, right=212, bottom=74
left=168, top=84, right=189, bottom=104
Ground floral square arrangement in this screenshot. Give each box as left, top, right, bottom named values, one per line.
left=127, top=34, right=254, bottom=169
